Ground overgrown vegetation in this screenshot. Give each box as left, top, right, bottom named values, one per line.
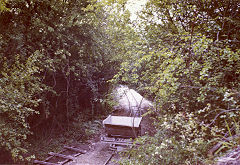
left=112, top=0, right=240, bottom=164
left=0, top=0, right=125, bottom=162
left=0, top=0, right=239, bottom=164
left=27, top=114, right=102, bottom=161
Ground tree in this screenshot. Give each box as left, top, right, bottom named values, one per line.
left=114, top=0, right=240, bottom=164
left=0, top=52, right=47, bottom=161
left=0, top=0, right=125, bottom=161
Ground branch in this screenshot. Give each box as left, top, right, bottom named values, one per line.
left=52, top=72, right=56, bottom=88
left=180, top=85, right=217, bottom=91
left=207, top=109, right=240, bottom=128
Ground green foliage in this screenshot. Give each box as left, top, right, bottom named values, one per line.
left=0, top=0, right=8, bottom=12
left=141, top=0, right=240, bottom=50
left=0, top=0, right=126, bottom=162
left=120, top=112, right=210, bottom=164
left=113, top=0, right=240, bottom=164
left=211, top=117, right=240, bottom=156
left=114, top=0, right=240, bottom=124
left=27, top=113, right=98, bottom=161
left=84, top=120, right=102, bottom=137
left=0, top=0, right=238, bottom=163
left=0, top=52, right=47, bottom=161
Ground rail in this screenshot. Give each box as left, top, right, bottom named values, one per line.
left=33, top=136, right=133, bottom=165
left=33, top=145, right=87, bottom=165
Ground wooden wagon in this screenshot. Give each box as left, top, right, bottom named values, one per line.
left=103, top=115, right=142, bottom=138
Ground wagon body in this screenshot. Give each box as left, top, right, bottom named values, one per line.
left=103, top=115, right=142, bottom=138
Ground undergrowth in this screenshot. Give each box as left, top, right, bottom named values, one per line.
left=26, top=114, right=103, bottom=162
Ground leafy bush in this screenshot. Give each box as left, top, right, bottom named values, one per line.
left=0, top=0, right=124, bottom=161
left=0, top=52, right=47, bottom=161
left=119, top=112, right=211, bottom=164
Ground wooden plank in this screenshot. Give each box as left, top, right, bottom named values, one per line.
left=58, top=159, right=70, bottom=165
left=102, top=137, right=134, bottom=143
left=101, top=137, right=116, bottom=141
left=64, top=146, right=87, bottom=154
left=102, top=138, right=133, bottom=144
left=48, top=152, right=74, bottom=160
left=103, top=141, right=133, bottom=146
left=45, top=155, right=55, bottom=161
left=110, top=145, right=126, bottom=152
left=33, top=160, right=59, bottom=165
left=73, top=153, right=82, bottom=157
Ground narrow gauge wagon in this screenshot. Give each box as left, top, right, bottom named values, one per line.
left=103, top=115, right=142, bottom=138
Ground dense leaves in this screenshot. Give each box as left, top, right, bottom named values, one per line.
left=0, top=52, right=46, bottom=161
left=0, top=0, right=123, bottom=161
left=0, top=0, right=239, bottom=163
left=113, top=0, right=240, bottom=164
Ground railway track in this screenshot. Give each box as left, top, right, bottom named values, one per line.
left=33, top=145, right=87, bottom=165
left=101, top=136, right=135, bottom=165
left=33, top=137, right=133, bottom=165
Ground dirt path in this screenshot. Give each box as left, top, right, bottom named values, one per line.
left=66, top=141, right=119, bottom=165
